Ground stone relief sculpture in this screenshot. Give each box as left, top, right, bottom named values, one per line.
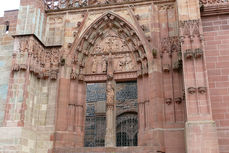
left=45, top=0, right=143, bottom=10
left=92, top=55, right=97, bottom=73
left=12, top=37, right=62, bottom=80
left=117, top=54, right=133, bottom=71
left=106, top=81, right=115, bottom=105
left=84, top=30, right=136, bottom=74
left=102, top=55, right=107, bottom=73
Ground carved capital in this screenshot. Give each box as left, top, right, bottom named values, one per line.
left=184, top=49, right=194, bottom=59
left=194, top=48, right=203, bottom=58
left=188, top=87, right=196, bottom=94
left=198, top=87, right=207, bottom=94
left=165, top=98, right=172, bottom=105
left=162, top=64, right=170, bottom=72
left=12, top=64, right=19, bottom=71
left=19, top=64, right=27, bottom=71
left=50, top=69, right=59, bottom=80
left=174, top=97, right=182, bottom=104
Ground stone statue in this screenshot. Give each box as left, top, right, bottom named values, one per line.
left=106, top=81, right=114, bottom=104
left=118, top=54, right=133, bottom=71
left=92, top=55, right=97, bottom=73
left=125, top=54, right=132, bottom=70
left=102, top=55, right=107, bottom=73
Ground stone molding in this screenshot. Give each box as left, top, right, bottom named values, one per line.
left=11, top=35, right=62, bottom=80
left=44, top=0, right=175, bottom=11
left=200, top=0, right=229, bottom=16
left=69, top=12, right=149, bottom=80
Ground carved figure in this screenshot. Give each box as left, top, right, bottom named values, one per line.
left=92, top=55, right=97, bottom=73
left=102, top=55, right=107, bottom=73
left=107, top=81, right=114, bottom=104
left=117, top=54, right=133, bottom=71
left=104, top=38, right=113, bottom=53
left=125, top=54, right=132, bottom=70
left=119, top=57, right=125, bottom=71
left=107, top=52, right=114, bottom=78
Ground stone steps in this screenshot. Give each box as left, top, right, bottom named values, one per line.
left=55, top=146, right=157, bottom=153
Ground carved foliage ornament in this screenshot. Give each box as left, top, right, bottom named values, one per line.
left=200, top=0, right=229, bottom=5
left=184, top=48, right=203, bottom=59
left=45, top=0, right=144, bottom=10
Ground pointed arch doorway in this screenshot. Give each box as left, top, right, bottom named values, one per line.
left=67, top=12, right=149, bottom=148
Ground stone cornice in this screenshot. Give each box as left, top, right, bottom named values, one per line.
left=46, top=0, right=175, bottom=15
left=12, top=34, right=62, bottom=48
left=200, top=1, right=229, bottom=16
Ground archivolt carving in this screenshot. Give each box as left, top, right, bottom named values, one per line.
left=12, top=36, right=62, bottom=80
left=69, top=12, right=148, bottom=79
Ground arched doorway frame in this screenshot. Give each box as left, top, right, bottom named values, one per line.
left=55, top=11, right=150, bottom=148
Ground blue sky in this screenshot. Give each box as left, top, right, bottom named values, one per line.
left=0, top=0, right=20, bottom=17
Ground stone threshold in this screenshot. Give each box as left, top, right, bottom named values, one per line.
left=55, top=146, right=157, bottom=153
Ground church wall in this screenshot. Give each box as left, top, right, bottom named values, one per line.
left=0, top=10, right=21, bottom=153
left=1, top=35, right=58, bottom=153
left=1, top=0, right=224, bottom=153
left=49, top=4, right=157, bottom=151
left=158, top=4, right=185, bottom=153
left=0, top=0, right=57, bottom=152
left=45, top=2, right=185, bottom=153
left=19, top=76, right=57, bottom=153
left=0, top=10, right=18, bottom=126
left=202, top=14, right=229, bottom=153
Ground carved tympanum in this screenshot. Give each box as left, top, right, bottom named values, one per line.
left=84, top=30, right=137, bottom=74
left=70, top=13, right=148, bottom=78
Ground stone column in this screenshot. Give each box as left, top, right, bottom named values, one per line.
left=105, top=81, right=116, bottom=147
left=177, top=0, right=220, bottom=153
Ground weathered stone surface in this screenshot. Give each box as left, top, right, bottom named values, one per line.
left=0, top=0, right=228, bottom=153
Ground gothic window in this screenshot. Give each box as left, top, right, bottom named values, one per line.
left=84, top=81, right=138, bottom=147
left=116, top=113, right=138, bottom=146
left=5, top=21, right=9, bottom=33
left=116, top=81, right=138, bottom=147
left=84, top=83, right=106, bottom=147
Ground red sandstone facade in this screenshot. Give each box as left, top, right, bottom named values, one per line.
left=0, top=0, right=228, bottom=153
